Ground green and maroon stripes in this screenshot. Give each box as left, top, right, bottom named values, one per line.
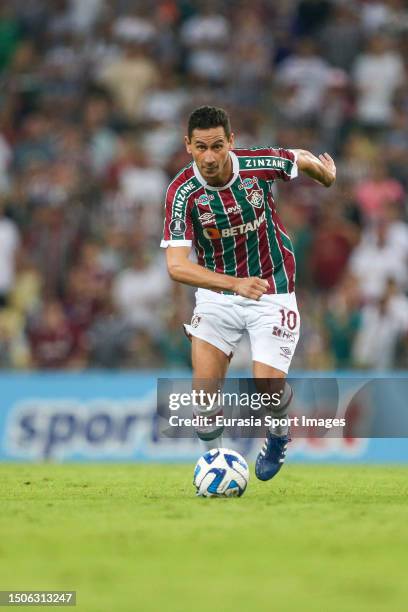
left=190, top=183, right=295, bottom=291
left=162, top=146, right=298, bottom=294
left=229, top=182, right=261, bottom=277
left=190, top=189, right=216, bottom=272
left=219, top=186, right=249, bottom=277
left=215, top=190, right=238, bottom=275
left=268, top=194, right=295, bottom=292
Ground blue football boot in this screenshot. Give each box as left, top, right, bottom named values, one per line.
left=255, top=431, right=291, bottom=481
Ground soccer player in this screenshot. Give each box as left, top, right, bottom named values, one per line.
left=161, top=106, right=336, bottom=481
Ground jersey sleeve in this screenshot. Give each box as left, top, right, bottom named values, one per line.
left=266, top=148, right=298, bottom=182
left=160, top=179, right=193, bottom=248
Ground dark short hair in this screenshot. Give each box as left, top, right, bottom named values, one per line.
left=187, top=106, right=231, bottom=140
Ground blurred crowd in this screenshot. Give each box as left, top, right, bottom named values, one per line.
left=0, top=0, right=408, bottom=371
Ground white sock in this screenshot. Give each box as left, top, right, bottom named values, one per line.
left=193, top=403, right=224, bottom=451
left=269, top=419, right=289, bottom=437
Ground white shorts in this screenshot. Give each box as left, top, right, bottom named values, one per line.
left=184, top=288, right=300, bottom=374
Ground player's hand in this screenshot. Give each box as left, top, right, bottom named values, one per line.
left=318, top=153, right=336, bottom=186
left=233, top=277, right=269, bottom=300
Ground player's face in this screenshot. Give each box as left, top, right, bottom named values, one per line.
left=185, top=127, right=234, bottom=185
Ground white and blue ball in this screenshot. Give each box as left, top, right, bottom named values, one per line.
left=193, top=448, right=249, bottom=497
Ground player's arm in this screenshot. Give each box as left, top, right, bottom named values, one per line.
left=166, top=246, right=269, bottom=300
left=293, top=150, right=336, bottom=187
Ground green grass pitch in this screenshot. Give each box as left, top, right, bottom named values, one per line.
left=1, top=464, right=407, bottom=612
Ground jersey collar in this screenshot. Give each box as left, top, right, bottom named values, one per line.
left=193, top=151, right=239, bottom=191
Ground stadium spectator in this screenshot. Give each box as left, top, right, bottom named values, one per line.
left=349, top=220, right=408, bottom=300
left=98, top=30, right=158, bottom=120
left=353, top=278, right=408, bottom=369
left=228, top=5, right=273, bottom=107
left=0, top=202, right=20, bottom=307
left=324, top=273, right=362, bottom=369
left=112, top=251, right=170, bottom=333
left=69, top=0, right=106, bottom=35
left=309, top=195, right=359, bottom=290
left=294, top=0, right=331, bottom=37
left=319, top=3, right=362, bottom=71
left=87, top=295, right=133, bottom=368
left=180, top=2, right=230, bottom=84
left=10, top=252, right=42, bottom=317
left=62, top=266, right=101, bottom=346
left=381, top=108, right=408, bottom=187
left=353, top=160, right=405, bottom=221
left=27, top=299, right=84, bottom=369
left=275, top=38, right=333, bottom=121
left=0, top=0, right=406, bottom=371
left=156, top=310, right=191, bottom=369
left=82, top=91, right=119, bottom=177
left=359, top=0, right=408, bottom=34
left=0, top=2, right=21, bottom=71
left=0, top=307, right=30, bottom=368
left=352, top=34, right=405, bottom=129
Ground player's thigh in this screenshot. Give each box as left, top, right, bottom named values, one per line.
left=192, top=336, right=230, bottom=381
left=247, top=293, right=300, bottom=375
left=185, top=290, right=244, bottom=366
left=253, top=361, right=286, bottom=379
left=252, top=361, right=286, bottom=395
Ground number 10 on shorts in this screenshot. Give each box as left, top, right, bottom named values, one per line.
left=279, top=309, right=298, bottom=330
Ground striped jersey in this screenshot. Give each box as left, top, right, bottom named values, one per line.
left=160, top=147, right=298, bottom=294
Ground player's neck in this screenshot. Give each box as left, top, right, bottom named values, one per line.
left=206, top=155, right=233, bottom=187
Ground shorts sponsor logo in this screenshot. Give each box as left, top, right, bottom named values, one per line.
left=273, top=326, right=296, bottom=343
left=203, top=211, right=266, bottom=240
left=191, top=315, right=201, bottom=328
left=170, top=219, right=186, bottom=236
left=195, top=194, right=215, bottom=206
left=282, top=330, right=296, bottom=343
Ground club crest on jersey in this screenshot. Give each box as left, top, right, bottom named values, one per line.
left=195, top=194, right=214, bottom=207
left=247, top=190, right=264, bottom=208
left=239, top=176, right=264, bottom=209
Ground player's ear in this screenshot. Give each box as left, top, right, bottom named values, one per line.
left=185, top=135, right=192, bottom=155
left=229, top=132, right=235, bottom=149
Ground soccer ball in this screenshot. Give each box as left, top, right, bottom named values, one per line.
left=193, top=448, right=249, bottom=497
